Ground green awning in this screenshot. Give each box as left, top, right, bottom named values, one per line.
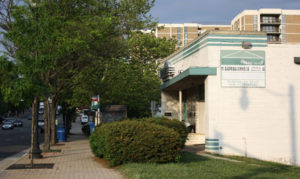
left=161, top=67, right=217, bottom=90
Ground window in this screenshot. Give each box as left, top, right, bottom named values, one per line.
left=177, top=27, right=181, bottom=46
left=262, top=25, right=278, bottom=33
left=281, top=15, right=286, bottom=43
left=261, top=16, right=279, bottom=23
left=267, top=35, right=279, bottom=42
left=184, top=26, right=188, bottom=45
left=253, top=15, right=258, bottom=31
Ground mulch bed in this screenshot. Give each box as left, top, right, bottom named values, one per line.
left=7, top=163, right=54, bottom=170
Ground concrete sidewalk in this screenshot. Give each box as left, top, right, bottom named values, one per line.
left=0, top=119, right=124, bottom=179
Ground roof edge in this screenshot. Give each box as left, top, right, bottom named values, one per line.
left=158, top=30, right=266, bottom=65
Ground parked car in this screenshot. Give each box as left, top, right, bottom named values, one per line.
left=5, top=118, right=16, bottom=125
left=38, top=108, right=44, bottom=115
left=38, top=119, right=44, bottom=133
left=27, top=114, right=32, bottom=120
left=2, top=121, right=14, bottom=130
left=40, top=102, right=44, bottom=109
left=14, top=120, right=23, bottom=127
left=81, top=109, right=89, bottom=124
left=81, top=115, right=88, bottom=124
left=4, top=118, right=22, bottom=127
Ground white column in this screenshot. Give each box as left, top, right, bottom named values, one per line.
left=179, top=89, right=182, bottom=121
left=239, top=17, right=242, bottom=31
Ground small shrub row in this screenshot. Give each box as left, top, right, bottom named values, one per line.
left=89, top=119, right=184, bottom=166
left=136, top=117, right=188, bottom=148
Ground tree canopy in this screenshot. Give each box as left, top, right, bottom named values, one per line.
left=0, top=0, right=176, bottom=118
left=70, top=32, right=176, bottom=117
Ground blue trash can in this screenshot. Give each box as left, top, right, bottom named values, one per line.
left=57, top=127, right=66, bottom=142
left=90, top=122, right=95, bottom=134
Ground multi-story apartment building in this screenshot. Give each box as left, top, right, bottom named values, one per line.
left=155, top=23, right=199, bottom=48
left=155, top=23, right=231, bottom=47
left=155, top=9, right=300, bottom=46
left=200, top=25, right=232, bottom=33
left=231, top=9, right=300, bottom=43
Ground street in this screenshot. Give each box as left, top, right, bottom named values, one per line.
left=0, top=114, right=44, bottom=161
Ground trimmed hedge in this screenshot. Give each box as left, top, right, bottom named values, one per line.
left=90, top=120, right=182, bottom=166
left=138, top=117, right=188, bottom=148
left=89, top=125, right=108, bottom=158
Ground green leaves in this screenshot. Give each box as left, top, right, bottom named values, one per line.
left=0, top=56, right=31, bottom=106
left=128, top=32, right=176, bottom=64
left=1, top=0, right=173, bottom=117
left=90, top=119, right=182, bottom=166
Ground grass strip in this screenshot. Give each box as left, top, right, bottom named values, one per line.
left=119, top=152, right=300, bottom=179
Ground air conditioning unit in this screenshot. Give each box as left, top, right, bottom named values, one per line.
left=160, top=62, right=175, bottom=82
left=295, top=57, right=300, bottom=64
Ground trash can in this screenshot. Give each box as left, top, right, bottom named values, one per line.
left=90, top=122, right=95, bottom=135
left=57, top=127, right=66, bottom=142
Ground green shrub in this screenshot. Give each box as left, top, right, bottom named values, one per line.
left=137, top=117, right=188, bottom=148
left=90, top=120, right=182, bottom=166
left=81, top=124, right=90, bottom=136
left=89, top=125, right=107, bottom=158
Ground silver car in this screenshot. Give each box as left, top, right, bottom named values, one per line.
left=2, top=121, right=14, bottom=130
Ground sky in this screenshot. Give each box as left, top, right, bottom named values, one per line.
left=150, top=0, right=300, bottom=25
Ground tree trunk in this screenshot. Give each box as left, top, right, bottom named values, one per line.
left=30, top=96, right=42, bottom=168
left=43, top=98, right=50, bottom=151
left=51, top=97, right=57, bottom=145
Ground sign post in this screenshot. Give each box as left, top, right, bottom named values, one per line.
left=91, top=95, right=100, bottom=126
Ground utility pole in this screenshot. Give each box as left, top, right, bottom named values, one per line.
left=29, top=1, right=42, bottom=168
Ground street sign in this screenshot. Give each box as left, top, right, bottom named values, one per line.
left=91, top=95, right=99, bottom=109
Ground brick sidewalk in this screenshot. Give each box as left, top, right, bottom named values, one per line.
left=0, top=120, right=124, bottom=179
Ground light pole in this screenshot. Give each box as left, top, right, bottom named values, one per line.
left=29, top=2, right=42, bottom=168
left=30, top=96, right=42, bottom=160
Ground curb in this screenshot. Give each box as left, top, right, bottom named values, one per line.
left=0, top=147, right=30, bottom=173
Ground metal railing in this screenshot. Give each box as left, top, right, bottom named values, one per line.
left=267, top=38, right=281, bottom=43
left=260, top=19, right=281, bottom=24
left=263, top=30, right=280, bottom=33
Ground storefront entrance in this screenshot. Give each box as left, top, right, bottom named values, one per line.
left=161, top=80, right=206, bottom=145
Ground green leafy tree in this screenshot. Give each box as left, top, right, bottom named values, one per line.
left=101, top=33, right=176, bottom=117
left=128, top=32, right=177, bottom=65
left=0, top=56, right=32, bottom=114
left=70, top=32, right=176, bottom=117
left=1, top=0, right=167, bottom=142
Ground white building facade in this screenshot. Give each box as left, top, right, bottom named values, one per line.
left=160, top=31, right=300, bottom=166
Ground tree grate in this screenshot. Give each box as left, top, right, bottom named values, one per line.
left=7, top=163, right=54, bottom=170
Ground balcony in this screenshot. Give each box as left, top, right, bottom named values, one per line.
left=267, top=35, right=281, bottom=44
left=263, top=30, right=280, bottom=34
left=260, top=20, right=281, bottom=25
left=261, top=26, right=280, bottom=34
left=268, top=39, right=281, bottom=44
